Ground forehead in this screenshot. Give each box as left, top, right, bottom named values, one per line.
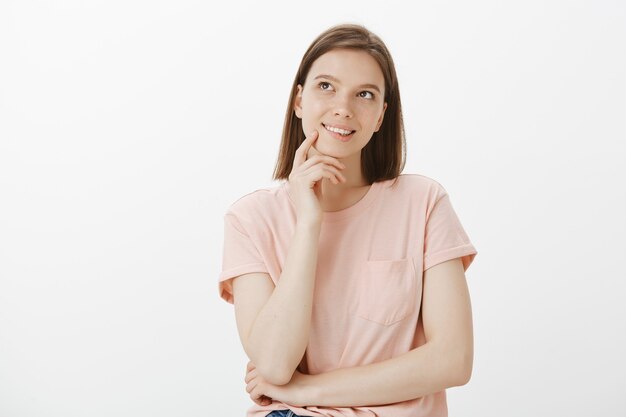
left=306, top=49, right=385, bottom=87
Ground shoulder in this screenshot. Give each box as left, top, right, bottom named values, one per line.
left=224, top=181, right=289, bottom=222
left=389, top=173, right=449, bottom=202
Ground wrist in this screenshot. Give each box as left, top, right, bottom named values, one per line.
left=297, top=373, right=321, bottom=406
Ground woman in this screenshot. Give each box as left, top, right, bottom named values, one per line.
left=218, top=23, right=478, bottom=417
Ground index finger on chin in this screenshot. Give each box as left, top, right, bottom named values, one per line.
left=294, top=130, right=318, bottom=165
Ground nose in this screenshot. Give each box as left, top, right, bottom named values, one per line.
left=332, top=94, right=353, bottom=118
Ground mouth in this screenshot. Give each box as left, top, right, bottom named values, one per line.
left=321, top=123, right=356, bottom=142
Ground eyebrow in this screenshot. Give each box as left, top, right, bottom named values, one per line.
left=313, top=74, right=382, bottom=94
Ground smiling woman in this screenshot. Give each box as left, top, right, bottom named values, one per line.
left=294, top=49, right=387, bottom=152
left=218, top=23, right=478, bottom=417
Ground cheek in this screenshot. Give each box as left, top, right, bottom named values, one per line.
left=301, top=99, right=325, bottom=123
left=361, top=108, right=382, bottom=128
left=303, top=95, right=324, bottom=110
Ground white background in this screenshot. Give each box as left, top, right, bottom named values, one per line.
left=1, top=1, right=625, bottom=416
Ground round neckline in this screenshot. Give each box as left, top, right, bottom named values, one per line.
left=284, top=180, right=382, bottom=222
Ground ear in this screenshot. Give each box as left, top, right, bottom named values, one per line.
left=294, top=84, right=303, bottom=119
left=374, top=102, right=387, bottom=132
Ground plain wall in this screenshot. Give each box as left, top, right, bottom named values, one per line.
left=1, top=1, right=624, bottom=416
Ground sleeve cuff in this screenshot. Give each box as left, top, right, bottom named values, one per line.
left=218, top=263, right=269, bottom=304
left=424, top=244, right=477, bottom=272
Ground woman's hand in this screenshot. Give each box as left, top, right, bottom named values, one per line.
left=288, top=129, right=347, bottom=225
left=244, top=361, right=273, bottom=406
left=245, top=361, right=312, bottom=407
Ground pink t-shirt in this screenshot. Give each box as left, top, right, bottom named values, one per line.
left=218, top=173, right=477, bottom=417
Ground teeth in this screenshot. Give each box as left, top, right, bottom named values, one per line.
left=324, top=124, right=353, bottom=135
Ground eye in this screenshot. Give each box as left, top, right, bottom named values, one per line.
left=359, top=91, right=375, bottom=100
left=318, top=81, right=333, bottom=91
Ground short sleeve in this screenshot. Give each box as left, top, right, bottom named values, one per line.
left=218, top=211, right=269, bottom=304
left=423, top=191, right=477, bottom=272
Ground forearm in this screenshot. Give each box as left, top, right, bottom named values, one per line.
left=247, top=221, right=320, bottom=384
left=303, top=342, right=468, bottom=407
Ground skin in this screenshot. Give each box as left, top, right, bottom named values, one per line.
left=245, top=49, right=391, bottom=389
left=243, top=49, right=473, bottom=407
left=244, top=47, right=389, bottom=406
left=245, top=258, right=474, bottom=408
left=293, top=48, right=388, bottom=212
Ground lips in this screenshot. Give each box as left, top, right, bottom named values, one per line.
left=322, top=123, right=356, bottom=142
left=322, top=123, right=356, bottom=133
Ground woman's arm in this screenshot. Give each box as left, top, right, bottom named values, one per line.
left=234, top=132, right=348, bottom=387
left=234, top=221, right=321, bottom=386
left=253, top=257, right=473, bottom=406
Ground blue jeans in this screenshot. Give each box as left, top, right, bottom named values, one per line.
left=265, top=410, right=306, bottom=417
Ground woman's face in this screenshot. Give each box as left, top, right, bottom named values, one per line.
left=294, top=48, right=387, bottom=159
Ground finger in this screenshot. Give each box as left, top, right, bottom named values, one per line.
left=253, top=395, right=272, bottom=406
left=246, top=376, right=257, bottom=394
left=252, top=395, right=265, bottom=406
left=247, top=377, right=272, bottom=406
left=302, top=164, right=347, bottom=185
left=295, top=130, right=318, bottom=164
left=297, top=156, right=347, bottom=183
left=298, top=154, right=346, bottom=173
left=250, top=386, right=266, bottom=403
left=318, top=163, right=347, bottom=183
left=245, top=368, right=257, bottom=384
left=293, top=130, right=319, bottom=167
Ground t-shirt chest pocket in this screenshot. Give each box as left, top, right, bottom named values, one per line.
left=355, top=257, right=419, bottom=326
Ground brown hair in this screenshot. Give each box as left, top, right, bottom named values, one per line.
left=271, top=23, right=406, bottom=185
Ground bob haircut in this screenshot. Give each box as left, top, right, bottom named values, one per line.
left=272, top=23, right=406, bottom=185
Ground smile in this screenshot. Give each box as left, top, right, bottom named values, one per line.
left=322, top=123, right=356, bottom=141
